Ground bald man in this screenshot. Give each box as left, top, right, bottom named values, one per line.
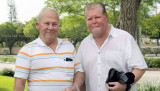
left=14, top=8, right=84, bottom=91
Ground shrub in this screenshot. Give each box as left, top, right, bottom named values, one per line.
left=0, top=56, right=16, bottom=63
left=144, top=57, right=160, bottom=68
left=0, top=68, right=15, bottom=77
left=141, top=46, right=160, bottom=55
left=137, top=81, right=160, bottom=91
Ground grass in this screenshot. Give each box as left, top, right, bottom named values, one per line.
left=0, top=76, right=27, bottom=91
left=137, top=81, right=160, bottom=91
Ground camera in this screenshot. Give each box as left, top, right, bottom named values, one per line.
left=106, top=68, right=135, bottom=86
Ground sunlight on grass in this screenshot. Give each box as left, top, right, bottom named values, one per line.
left=0, top=76, right=27, bottom=91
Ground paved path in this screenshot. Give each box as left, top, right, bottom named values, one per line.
left=0, top=63, right=160, bottom=84
left=0, top=62, right=15, bottom=71
left=138, top=71, right=160, bottom=84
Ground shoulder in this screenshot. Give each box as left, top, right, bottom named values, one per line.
left=80, top=34, right=91, bottom=46
left=115, top=28, right=134, bottom=40
left=19, top=39, right=38, bottom=52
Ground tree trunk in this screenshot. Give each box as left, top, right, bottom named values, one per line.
left=119, top=0, right=141, bottom=39
left=157, top=38, right=159, bottom=46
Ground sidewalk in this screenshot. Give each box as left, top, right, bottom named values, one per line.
left=138, top=71, right=160, bottom=84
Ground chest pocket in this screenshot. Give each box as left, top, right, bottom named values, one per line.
left=105, top=51, right=123, bottom=70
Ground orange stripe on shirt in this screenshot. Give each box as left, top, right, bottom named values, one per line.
left=31, top=49, right=76, bottom=57
left=28, top=80, right=72, bottom=82
left=24, top=43, right=38, bottom=47
left=18, top=52, right=31, bottom=57
left=62, top=39, right=68, bottom=42
left=30, top=66, right=74, bottom=71
left=16, top=66, right=30, bottom=70
left=16, top=66, right=74, bottom=71
left=19, top=49, right=75, bottom=57
left=74, top=62, right=80, bottom=66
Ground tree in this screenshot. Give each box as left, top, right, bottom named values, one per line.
left=60, top=15, right=89, bottom=45
left=0, top=22, right=18, bottom=54
left=15, top=22, right=29, bottom=47
left=23, top=17, right=39, bottom=42
left=118, top=0, right=141, bottom=39
left=7, top=0, right=17, bottom=23
left=142, top=13, right=160, bottom=46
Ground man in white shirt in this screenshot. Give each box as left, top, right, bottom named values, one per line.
left=77, top=2, right=147, bottom=91
left=14, top=8, right=84, bottom=91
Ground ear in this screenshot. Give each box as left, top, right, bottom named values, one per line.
left=36, top=22, right=39, bottom=30
left=105, top=15, right=108, bottom=21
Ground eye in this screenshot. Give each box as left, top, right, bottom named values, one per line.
left=44, top=22, right=49, bottom=25
left=87, top=18, right=92, bottom=21
left=52, top=23, right=58, bottom=26
left=96, top=16, right=101, bottom=19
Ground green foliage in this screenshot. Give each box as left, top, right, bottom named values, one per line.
left=145, top=57, right=160, bottom=68
left=0, top=76, right=27, bottom=91
left=142, top=13, right=160, bottom=38
left=0, top=22, right=19, bottom=53
left=59, top=15, right=89, bottom=45
left=0, top=68, right=14, bottom=77
left=137, top=82, right=160, bottom=91
left=23, top=16, right=39, bottom=42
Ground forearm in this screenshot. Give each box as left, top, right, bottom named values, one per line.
left=73, top=72, right=85, bottom=89
left=131, top=68, right=146, bottom=85
left=14, top=78, right=26, bottom=91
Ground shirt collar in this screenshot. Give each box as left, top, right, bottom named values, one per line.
left=36, top=37, right=61, bottom=47
left=109, top=24, right=118, bottom=38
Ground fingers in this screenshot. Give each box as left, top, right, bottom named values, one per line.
left=106, top=82, right=126, bottom=91
left=63, top=86, right=76, bottom=91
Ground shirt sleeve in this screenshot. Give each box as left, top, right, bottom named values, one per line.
left=127, top=36, right=148, bottom=70
left=74, top=47, right=84, bottom=73
left=14, top=46, right=31, bottom=79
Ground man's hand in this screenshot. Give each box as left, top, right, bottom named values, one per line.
left=106, top=82, right=126, bottom=91
left=63, top=86, right=76, bottom=91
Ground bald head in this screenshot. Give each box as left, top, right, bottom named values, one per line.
left=38, top=8, right=59, bottom=22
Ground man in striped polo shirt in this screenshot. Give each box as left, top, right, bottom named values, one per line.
left=14, top=8, right=84, bottom=91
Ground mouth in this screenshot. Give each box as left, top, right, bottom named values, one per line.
left=46, top=30, right=55, bottom=33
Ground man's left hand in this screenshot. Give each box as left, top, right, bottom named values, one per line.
left=106, top=82, right=126, bottom=91
left=63, top=86, right=76, bottom=91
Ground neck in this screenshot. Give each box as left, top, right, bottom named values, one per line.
left=45, top=38, right=58, bottom=51
left=94, top=25, right=111, bottom=48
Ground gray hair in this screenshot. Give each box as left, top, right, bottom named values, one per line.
left=38, top=8, right=59, bottom=21
left=84, top=2, right=107, bottom=17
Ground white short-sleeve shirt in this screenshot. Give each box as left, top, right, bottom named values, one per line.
left=14, top=37, right=83, bottom=91
left=76, top=25, right=148, bottom=91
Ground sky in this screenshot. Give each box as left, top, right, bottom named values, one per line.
left=0, top=0, right=46, bottom=24
left=0, top=0, right=160, bottom=24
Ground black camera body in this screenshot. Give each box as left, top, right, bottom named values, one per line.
left=106, top=68, right=135, bottom=85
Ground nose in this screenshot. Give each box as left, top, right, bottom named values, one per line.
left=92, top=18, right=97, bottom=24
left=48, top=24, right=54, bottom=30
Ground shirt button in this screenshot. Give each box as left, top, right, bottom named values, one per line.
left=99, top=85, right=101, bottom=87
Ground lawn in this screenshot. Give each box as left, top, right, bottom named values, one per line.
left=0, top=76, right=27, bottom=91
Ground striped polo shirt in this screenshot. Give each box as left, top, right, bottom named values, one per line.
left=14, top=37, right=83, bottom=91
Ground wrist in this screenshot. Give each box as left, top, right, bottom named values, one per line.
left=73, top=84, right=80, bottom=91
left=125, top=84, right=131, bottom=91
